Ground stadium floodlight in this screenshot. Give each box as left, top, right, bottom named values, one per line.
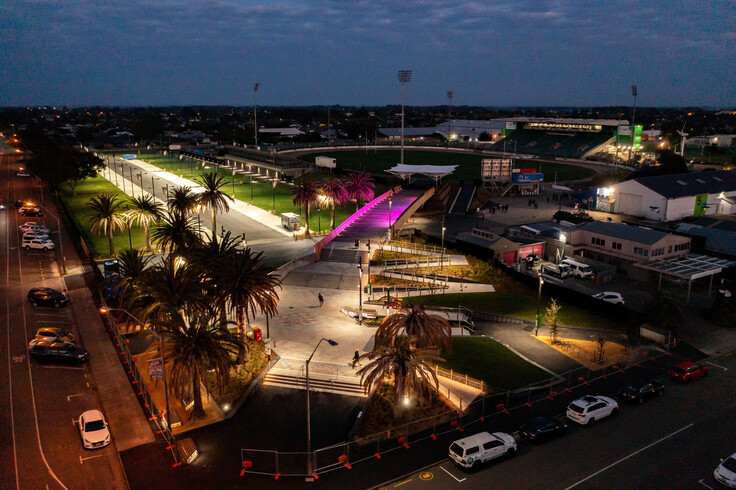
left=254, top=83, right=259, bottom=149
left=398, top=70, right=413, bottom=166
left=447, top=91, right=453, bottom=142
left=631, top=85, right=637, bottom=97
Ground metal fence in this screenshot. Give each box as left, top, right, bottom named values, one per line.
left=241, top=345, right=674, bottom=479
left=383, top=240, right=444, bottom=256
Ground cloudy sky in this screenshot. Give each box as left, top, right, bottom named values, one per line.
left=1, top=0, right=734, bottom=107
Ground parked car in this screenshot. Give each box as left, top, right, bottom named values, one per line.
left=668, top=361, right=708, bottom=383
left=592, top=291, right=625, bottom=305
left=566, top=395, right=618, bottom=426
left=22, top=229, right=50, bottom=240
left=28, top=287, right=69, bottom=308
left=618, top=380, right=664, bottom=404
left=448, top=431, right=516, bottom=469
left=16, top=169, right=31, bottom=177
left=78, top=410, right=111, bottom=449
left=28, top=340, right=88, bottom=363
left=34, top=327, right=74, bottom=343
left=19, top=207, right=43, bottom=217
left=23, top=238, right=54, bottom=250
left=519, top=416, right=567, bottom=443
left=19, top=222, right=50, bottom=233
left=714, top=451, right=736, bottom=488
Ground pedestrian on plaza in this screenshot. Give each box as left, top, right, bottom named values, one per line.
left=352, top=349, right=361, bottom=368
left=318, top=293, right=324, bottom=307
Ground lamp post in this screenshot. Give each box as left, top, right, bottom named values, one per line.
left=447, top=90, right=453, bottom=144
left=558, top=233, right=567, bottom=264
left=358, top=262, right=363, bottom=325
left=196, top=204, right=202, bottom=236
left=249, top=164, right=254, bottom=203
left=441, top=216, right=446, bottom=270
left=272, top=178, right=276, bottom=213
left=388, top=197, right=392, bottom=240
left=99, top=307, right=172, bottom=434
left=231, top=168, right=236, bottom=199
left=628, top=85, right=638, bottom=163
left=254, top=83, right=259, bottom=148
left=306, top=338, right=338, bottom=475
left=535, top=276, right=544, bottom=336
left=35, top=204, right=66, bottom=275
left=398, top=70, right=412, bottom=166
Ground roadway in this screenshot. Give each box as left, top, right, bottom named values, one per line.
left=0, top=150, right=128, bottom=489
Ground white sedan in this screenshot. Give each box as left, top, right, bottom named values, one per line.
left=23, top=238, right=55, bottom=250
left=19, top=222, right=50, bottom=233
left=715, top=452, right=736, bottom=487
left=22, top=229, right=50, bottom=239
left=592, top=291, right=625, bottom=305
left=78, top=410, right=111, bottom=449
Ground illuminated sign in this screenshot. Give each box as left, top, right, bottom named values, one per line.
left=525, top=122, right=602, bottom=132
left=513, top=173, right=544, bottom=183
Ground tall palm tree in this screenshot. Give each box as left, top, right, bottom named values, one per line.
left=162, top=311, right=242, bottom=420
left=344, top=172, right=375, bottom=211
left=190, top=231, right=241, bottom=322
left=167, top=186, right=199, bottom=216
left=375, top=304, right=452, bottom=352
left=292, top=180, right=320, bottom=238
left=151, top=211, right=200, bottom=256
left=114, top=248, right=152, bottom=309
left=126, top=194, right=165, bottom=251
left=320, top=178, right=349, bottom=230
left=86, top=193, right=128, bottom=256
left=357, top=340, right=442, bottom=418
left=195, top=171, right=234, bottom=234
left=215, top=249, right=280, bottom=363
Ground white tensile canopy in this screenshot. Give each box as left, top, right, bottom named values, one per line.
left=385, top=164, right=458, bottom=184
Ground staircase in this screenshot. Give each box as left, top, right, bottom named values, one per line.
left=319, top=247, right=369, bottom=266
left=263, top=367, right=366, bottom=397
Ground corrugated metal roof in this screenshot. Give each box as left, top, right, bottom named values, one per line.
left=633, top=170, right=736, bottom=199
left=579, top=221, right=668, bottom=245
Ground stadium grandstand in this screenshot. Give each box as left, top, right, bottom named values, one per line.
left=487, top=118, right=623, bottom=160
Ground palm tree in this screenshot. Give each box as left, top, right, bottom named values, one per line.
left=215, top=249, right=280, bottom=363
left=344, top=172, right=375, bottom=211
left=292, top=180, right=320, bottom=238
left=190, top=231, right=241, bottom=322
left=357, top=340, right=442, bottom=418
left=87, top=193, right=128, bottom=256
left=320, top=178, right=349, bottom=230
left=126, top=195, right=165, bottom=251
left=195, top=171, right=234, bottom=234
left=151, top=211, right=200, bottom=256
left=162, top=311, right=242, bottom=419
left=114, top=248, right=152, bottom=310
left=167, top=186, right=199, bottom=216
left=375, top=304, right=452, bottom=352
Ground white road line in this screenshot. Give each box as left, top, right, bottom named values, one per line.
left=35, top=313, right=69, bottom=317
left=42, top=365, right=84, bottom=370
left=440, top=466, right=467, bottom=483
left=36, top=320, right=70, bottom=324
left=67, top=393, right=87, bottom=400
left=565, top=423, right=694, bottom=489
left=79, top=454, right=106, bottom=464
left=705, top=361, right=728, bottom=372
left=699, top=479, right=715, bottom=489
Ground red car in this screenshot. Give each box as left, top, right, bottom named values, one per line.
left=668, top=361, right=708, bottom=382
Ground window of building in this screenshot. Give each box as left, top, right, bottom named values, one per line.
left=611, top=241, right=622, bottom=250
left=592, top=237, right=605, bottom=246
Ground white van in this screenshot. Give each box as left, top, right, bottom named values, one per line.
left=562, top=258, right=594, bottom=280
left=448, top=431, right=516, bottom=468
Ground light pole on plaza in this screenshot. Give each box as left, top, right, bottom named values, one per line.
left=388, top=197, right=392, bottom=240
left=196, top=204, right=202, bottom=236
left=306, top=338, right=338, bottom=475
left=441, top=216, right=446, bottom=270
left=254, top=83, right=259, bottom=148
left=398, top=70, right=412, bottom=166
left=357, top=262, right=363, bottom=325
left=535, top=275, right=544, bottom=336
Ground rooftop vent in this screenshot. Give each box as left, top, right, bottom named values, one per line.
left=676, top=180, right=687, bottom=185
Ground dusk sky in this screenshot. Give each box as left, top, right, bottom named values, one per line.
left=2, top=1, right=734, bottom=108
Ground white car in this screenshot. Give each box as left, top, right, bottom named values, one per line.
left=566, top=395, right=619, bottom=426
left=78, top=410, right=111, bottom=449
left=715, top=452, right=736, bottom=487
left=592, top=292, right=625, bottom=305
left=449, top=431, right=516, bottom=468
left=23, top=229, right=50, bottom=240
left=23, top=238, right=55, bottom=250
left=19, top=222, right=49, bottom=233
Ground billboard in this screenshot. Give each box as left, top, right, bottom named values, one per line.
left=512, top=173, right=544, bottom=183
left=122, top=154, right=137, bottom=160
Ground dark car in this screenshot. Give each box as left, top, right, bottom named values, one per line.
left=20, top=208, right=43, bottom=217
left=669, top=361, right=708, bottom=383
left=519, top=416, right=567, bottom=443
left=29, top=340, right=89, bottom=363
left=618, top=380, right=664, bottom=404
left=28, top=287, right=69, bottom=308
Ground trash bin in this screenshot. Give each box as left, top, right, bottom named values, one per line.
left=253, top=327, right=262, bottom=342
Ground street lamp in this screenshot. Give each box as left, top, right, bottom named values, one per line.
left=535, top=276, right=544, bottom=336
left=388, top=197, right=392, bottom=240
left=558, top=233, right=567, bottom=264
left=254, top=83, right=259, bottom=148
left=447, top=90, right=453, bottom=144
left=357, top=262, right=363, bottom=325
left=398, top=70, right=413, bottom=166
left=196, top=204, right=202, bottom=236
left=441, top=216, right=446, bottom=270
left=306, top=338, right=338, bottom=475
left=99, top=307, right=172, bottom=434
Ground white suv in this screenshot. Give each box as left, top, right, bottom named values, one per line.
left=19, top=222, right=50, bottom=233
left=566, top=395, right=618, bottom=426
left=23, top=238, right=55, bottom=250
left=23, top=229, right=50, bottom=239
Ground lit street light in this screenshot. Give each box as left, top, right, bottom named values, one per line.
left=388, top=197, right=392, bottom=240
left=398, top=70, right=413, bottom=166
left=535, top=276, right=544, bottom=336
left=441, top=216, right=446, bottom=270
left=358, top=262, right=363, bottom=325
left=306, top=338, right=338, bottom=475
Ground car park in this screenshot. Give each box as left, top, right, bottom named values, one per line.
left=618, top=380, right=664, bottom=404
left=448, top=431, right=516, bottom=469
left=519, top=416, right=567, bottom=443
left=668, top=361, right=708, bottom=383
left=714, top=451, right=736, bottom=488
left=27, top=287, right=69, bottom=307
left=566, top=395, right=618, bottom=426
left=22, top=229, right=50, bottom=239
left=28, top=340, right=88, bottom=363
left=34, top=327, right=74, bottom=343
left=78, top=410, right=111, bottom=449
left=23, top=238, right=54, bottom=250
left=19, top=222, right=49, bottom=233
left=592, top=291, right=625, bottom=305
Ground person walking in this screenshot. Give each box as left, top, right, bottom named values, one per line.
left=318, top=293, right=324, bottom=307
left=352, top=349, right=361, bottom=368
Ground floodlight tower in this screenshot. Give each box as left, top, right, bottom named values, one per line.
left=447, top=90, right=453, bottom=143
left=628, top=85, right=638, bottom=162
left=254, top=83, right=259, bottom=148
left=398, top=70, right=413, bottom=166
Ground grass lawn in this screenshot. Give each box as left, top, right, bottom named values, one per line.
left=299, top=150, right=595, bottom=182
left=439, top=337, right=550, bottom=390
left=403, top=292, right=623, bottom=330
left=58, top=176, right=149, bottom=258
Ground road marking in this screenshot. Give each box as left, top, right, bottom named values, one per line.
left=79, top=454, right=106, bottom=464
left=36, top=320, right=70, bottom=324
left=565, top=423, right=694, bottom=489
left=705, top=361, right=728, bottom=372
left=12, top=354, right=25, bottom=363
left=699, top=479, right=715, bottom=489
left=440, top=466, right=467, bottom=483
left=67, top=394, right=87, bottom=400
left=418, top=472, right=433, bottom=481
left=42, top=365, right=84, bottom=370
left=394, top=479, right=412, bottom=487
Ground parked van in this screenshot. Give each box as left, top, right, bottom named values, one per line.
left=449, top=431, right=516, bottom=469
left=562, top=258, right=594, bottom=279
left=541, top=263, right=571, bottom=279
